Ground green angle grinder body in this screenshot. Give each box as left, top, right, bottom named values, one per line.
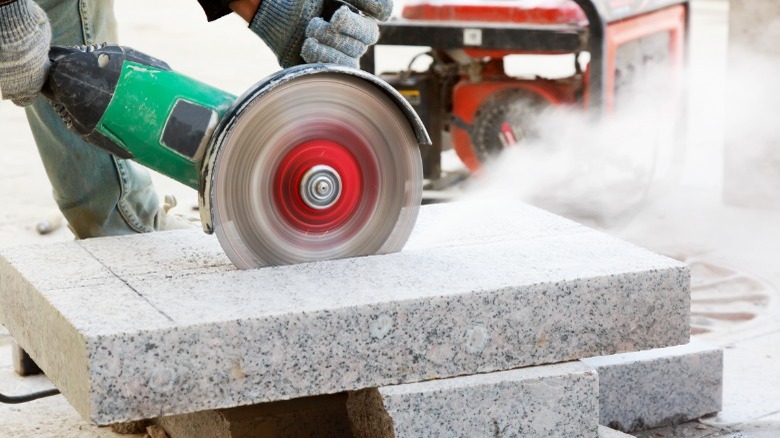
left=43, top=44, right=428, bottom=269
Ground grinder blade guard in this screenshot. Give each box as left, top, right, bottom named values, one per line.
left=205, top=69, right=425, bottom=268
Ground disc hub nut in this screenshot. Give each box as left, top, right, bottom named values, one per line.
left=300, top=165, right=342, bottom=210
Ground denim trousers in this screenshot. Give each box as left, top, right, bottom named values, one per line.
left=25, top=0, right=159, bottom=238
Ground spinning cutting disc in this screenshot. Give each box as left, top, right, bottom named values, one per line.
left=211, top=74, right=423, bottom=269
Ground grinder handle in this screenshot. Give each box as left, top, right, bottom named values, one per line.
left=321, top=0, right=359, bottom=21
left=41, top=44, right=172, bottom=159
left=41, top=46, right=86, bottom=100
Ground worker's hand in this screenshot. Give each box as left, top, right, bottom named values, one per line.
left=0, top=0, right=52, bottom=106
left=249, top=0, right=391, bottom=68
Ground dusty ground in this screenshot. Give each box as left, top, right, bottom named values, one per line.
left=2, top=0, right=780, bottom=436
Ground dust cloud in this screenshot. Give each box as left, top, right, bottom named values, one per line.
left=446, top=37, right=780, bottom=236
left=459, top=63, right=684, bottom=229
left=722, top=43, right=780, bottom=208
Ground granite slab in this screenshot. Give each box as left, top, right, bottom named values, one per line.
left=582, top=341, right=723, bottom=432
left=347, top=361, right=599, bottom=437
left=0, top=201, right=690, bottom=424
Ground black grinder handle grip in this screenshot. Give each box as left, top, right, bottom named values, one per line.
left=40, top=44, right=171, bottom=159
left=321, top=0, right=359, bottom=21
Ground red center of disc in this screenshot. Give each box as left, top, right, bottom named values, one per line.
left=273, top=140, right=362, bottom=233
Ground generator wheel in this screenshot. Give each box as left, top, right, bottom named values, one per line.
left=470, top=88, right=551, bottom=164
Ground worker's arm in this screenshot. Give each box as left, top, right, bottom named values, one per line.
left=197, top=0, right=391, bottom=68
left=0, top=0, right=51, bottom=106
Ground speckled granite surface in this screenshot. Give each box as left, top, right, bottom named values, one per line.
left=347, top=361, right=599, bottom=437
left=582, top=342, right=723, bottom=432
left=0, top=201, right=690, bottom=424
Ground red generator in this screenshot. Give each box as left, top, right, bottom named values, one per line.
left=361, top=0, right=689, bottom=184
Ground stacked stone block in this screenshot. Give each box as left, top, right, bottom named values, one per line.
left=0, top=202, right=720, bottom=436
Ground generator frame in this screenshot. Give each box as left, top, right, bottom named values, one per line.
left=361, top=0, right=690, bottom=182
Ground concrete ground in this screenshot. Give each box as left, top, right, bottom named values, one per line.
left=2, top=0, right=779, bottom=436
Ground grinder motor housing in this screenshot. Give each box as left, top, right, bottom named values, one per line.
left=43, top=44, right=430, bottom=268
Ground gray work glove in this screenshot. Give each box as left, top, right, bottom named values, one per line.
left=0, top=0, right=51, bottom=106
left=249, top=0, right=391, bottom=68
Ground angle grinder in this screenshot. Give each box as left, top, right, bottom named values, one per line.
left=42, top=43, right=428, bottom=269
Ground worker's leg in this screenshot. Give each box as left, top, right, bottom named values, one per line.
left=25, top=0, right=160, bottom=238
left=12, top=1, right=161, bottom=377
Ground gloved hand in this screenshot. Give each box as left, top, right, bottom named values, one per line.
left=0, top=0, right=52, bottom=106
left=249, top=0, right=391, bottom=68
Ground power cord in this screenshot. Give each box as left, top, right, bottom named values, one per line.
left=0, top=387, right=60, bottom=404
